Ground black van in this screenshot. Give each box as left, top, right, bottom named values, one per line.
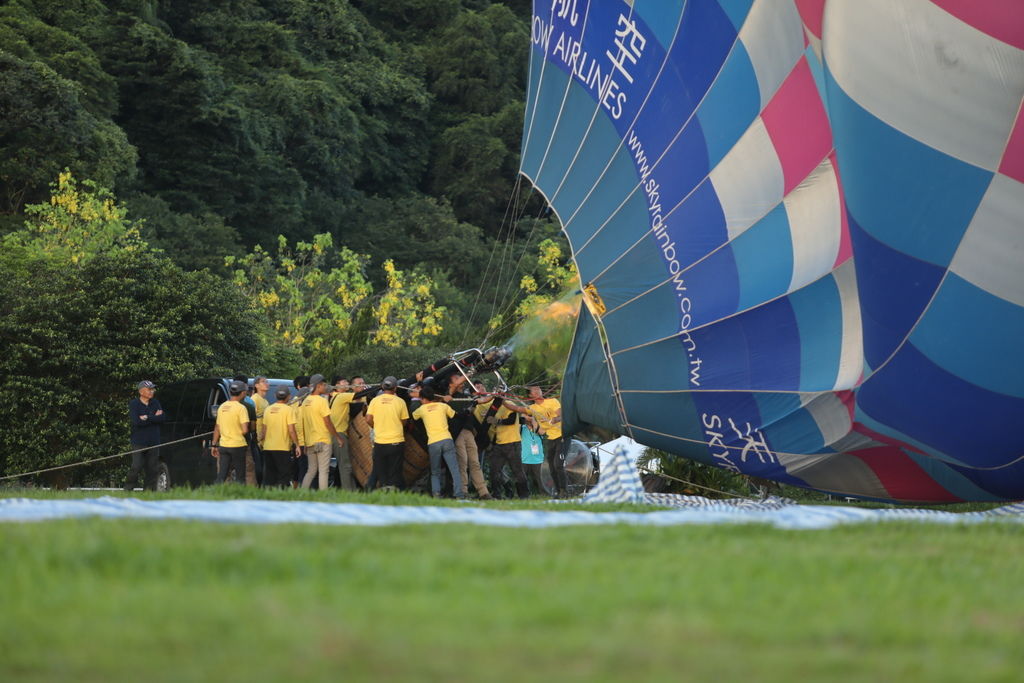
left=154, top=377, right=295, bottom=489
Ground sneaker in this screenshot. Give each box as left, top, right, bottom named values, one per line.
left=479, top=494, right=494, bottom=501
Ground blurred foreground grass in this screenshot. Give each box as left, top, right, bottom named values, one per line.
left=1, top=514, right=1021, bottom=682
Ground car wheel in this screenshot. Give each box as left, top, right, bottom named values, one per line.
left=155, top=462, right=171, bottom=492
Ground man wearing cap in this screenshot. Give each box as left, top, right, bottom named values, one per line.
left=289, top=375, right=310, bottom=488
left=487, top=397, right=531, bottom=499
left=527, top=385, right=568, bottom=498
left=365, top=376, right=409, bottom=491
left=260, top=387, right=301, bottom=487
left=301, top=374, right=345, bottom=491
left=126, top=380, right=165, bottom=491
left=412, top=385, right=464, bottom=499
left=234, top=374, right=262, bottom=486
left=212, top=380, right=251, bottom=484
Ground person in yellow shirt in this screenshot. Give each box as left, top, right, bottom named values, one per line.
left=528, top=385, right=568, bottom=497
left=212, top=380, right=251, bottom=484
left=485, top=396, right=530, bottom=499
left=329, top=376, right=356, bottom=491
left=301, top=374, right=345, bottom=491
left=365, top=376, right=408, bottom=491
left=253, top=376, right=270, bottom=430
left=412, top=386, right=464, bottom=499
left=288, top=375, right=310, bottom=488
left=250, top=376, right=270, bottom=486
left=259, top=387, right=301, bottom=487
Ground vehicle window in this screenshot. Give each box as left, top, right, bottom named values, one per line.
left=155, top=383, right=187, bottom=422
left=175, top=381, right=214, bottom=424
left=208, top=384, right=226, bottom=418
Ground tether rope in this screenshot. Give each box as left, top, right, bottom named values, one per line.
left=0, top=432, right=213, bottom=482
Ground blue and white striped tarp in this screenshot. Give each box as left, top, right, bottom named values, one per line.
left=0, top=495, right=1021, bottom=530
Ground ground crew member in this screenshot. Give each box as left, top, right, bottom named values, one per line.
left=212, top=380, right=250, bottom=484
left=289, top=376, right=310, bottom=488
left=301, top=374, right=344, bottom=491
left=253, top=376, right=270, bottom=431
left=450, top=382, right=492, bottom=500
left=260, top=387, right=301, bottom=487
left=528, top=385, right=568, bottom=497
left=487, top=397, right=530, bottom=499
left=234, top=374, right=261, bottom=486
left=365, top=376, right=408, bottom=491
left=329, top=376, right=356, bottom=491
left=126, top=380, right=164, bottom=491
left=252, top=376, right=270, bottom=485
left=412, top=386, right=464, bottom=499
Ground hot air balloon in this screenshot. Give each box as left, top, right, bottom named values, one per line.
left=522, top=0, right=1024, bottom=502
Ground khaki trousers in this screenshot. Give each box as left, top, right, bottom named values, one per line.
left=454, top=428, right=489, bottom=497
left=302, top=441, right=332, bottom=490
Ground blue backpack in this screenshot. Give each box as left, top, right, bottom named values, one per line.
left=521, top=426, right=544, bottom=465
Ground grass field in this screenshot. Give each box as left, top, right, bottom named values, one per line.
left=1, top=491, right=1022, bottom=682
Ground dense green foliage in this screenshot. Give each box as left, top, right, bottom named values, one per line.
left=0, top=248, right=261, bottom=477
left=0, top=0, right=559, bottom=338
left=1, top=517, right=1021, bottom=681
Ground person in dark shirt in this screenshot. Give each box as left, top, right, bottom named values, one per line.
left=447, top=379, right=492, bottom=499
left=126, top=380, right=165, bottom=491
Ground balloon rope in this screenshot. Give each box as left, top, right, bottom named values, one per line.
left=0, top=432, right=214, bottom=481
left=462, top=175, right=524, bottom=346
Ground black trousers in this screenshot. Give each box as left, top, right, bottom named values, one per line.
left=125, top=447, right=160, bottom=491
left=247, top=435, right=263, bottom=487
left=488, top=442, right=528, bottom=499
left=544, top=437, right=569, bottom=493
left=366, top=442, right=404, bottom=491
left=216, top=446, right=247, bottom=484
left=524, top=462, right=547, bottom=496
left=292, top=448, right=307, bottom=486
left=263, top=450, right=293, bottom=488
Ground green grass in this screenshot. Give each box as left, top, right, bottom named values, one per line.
left=1, top=511, right=1022, bottom=682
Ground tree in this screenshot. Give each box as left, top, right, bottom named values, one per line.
left=371, top=259, right=446, bottom=347
left=425, top=4, right=528, bottom=117
left=128, top=193, right=242, bottom=274
left=227, top=233, right=447, bottom=370
left=0, top=51, right=136, bottom=214
left=338, top=193, right=488, bottom=289
left=430, top=103, right=523, bottom=229
left=3, top=170, right=145, bottom=264
left=227, top=233, right=374, bottom=362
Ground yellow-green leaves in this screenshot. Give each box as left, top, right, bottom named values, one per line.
left=5, top=170, right=147, bottom=265
left=229, top=234, right=446, bottom=359
left=371, top=260, right=446, bottom=347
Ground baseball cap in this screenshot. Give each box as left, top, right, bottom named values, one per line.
left=137, top=380, right=156, bottom=390
left=274, top=387, right=291, bottom=400
left=309, top=373, right=326, bottom=388
left=228, top=380, right=247, bottom=395
left=381, top=376, right=398, bottom=390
